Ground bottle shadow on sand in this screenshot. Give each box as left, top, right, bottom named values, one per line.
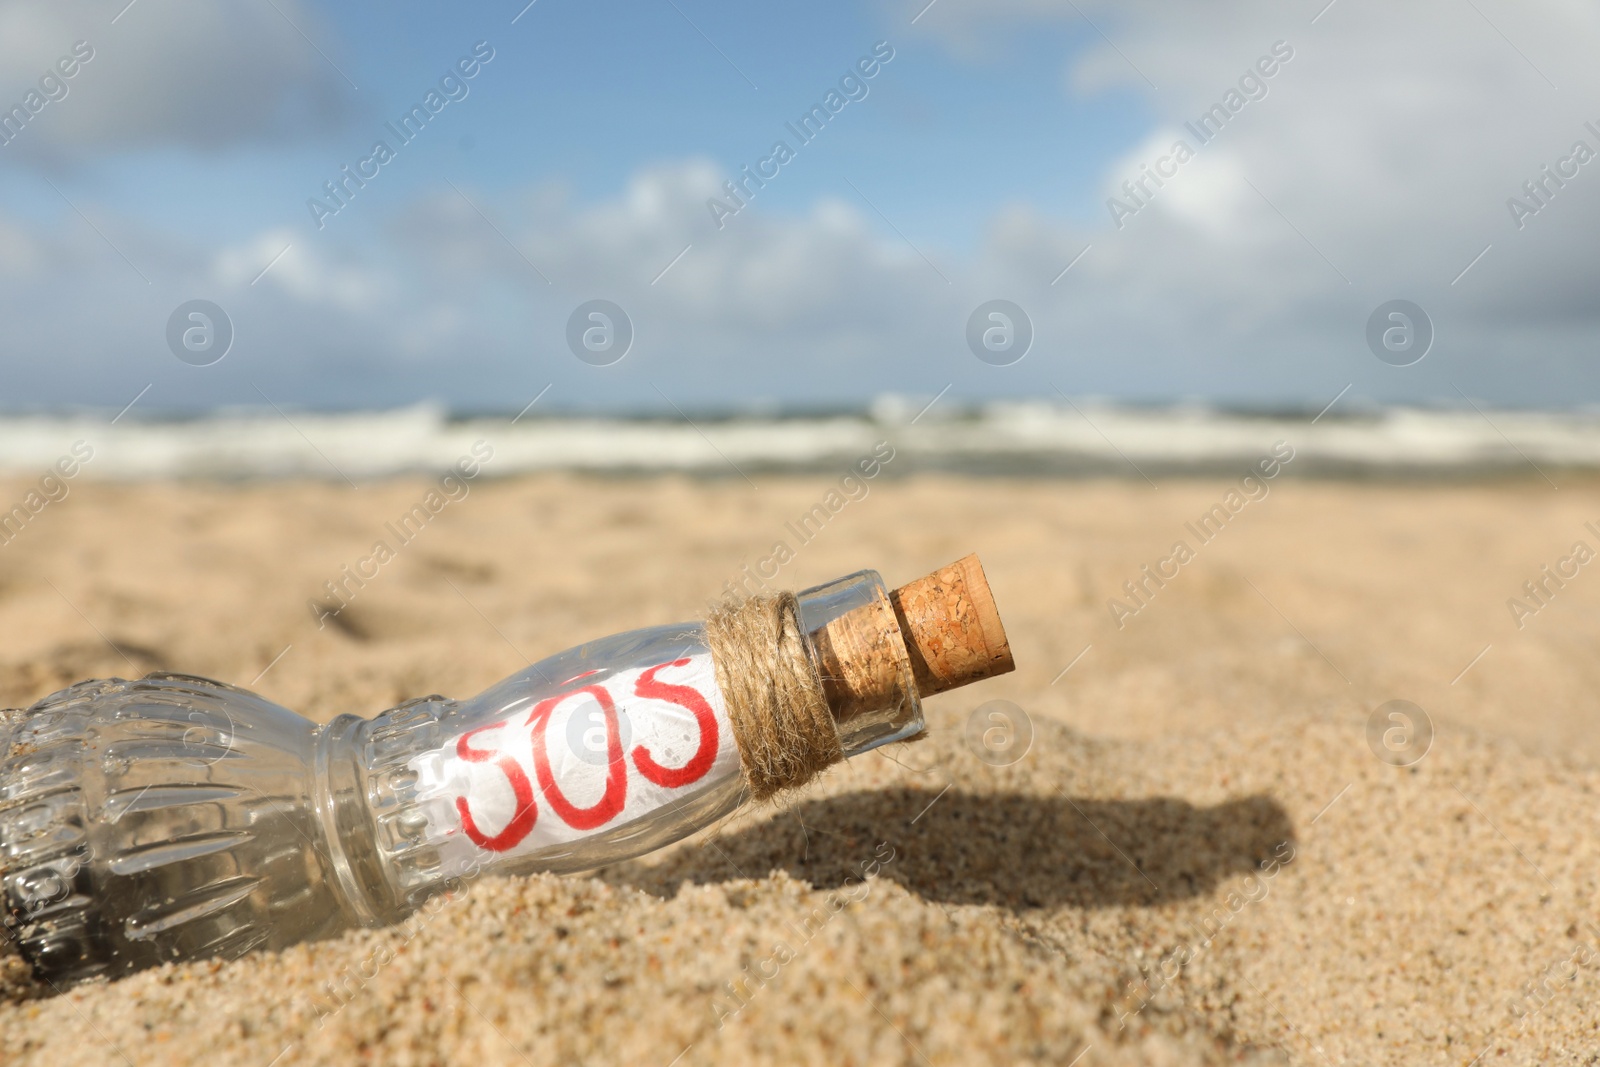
left=604, top=787, right=1296, bottom=910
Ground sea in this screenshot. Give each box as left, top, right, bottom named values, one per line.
left=1, top=399, right=1597, bottom=480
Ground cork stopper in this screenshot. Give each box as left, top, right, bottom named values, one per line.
left=809, top=554, right=1013, bottom=721
left=889, top=554, right=1014, bottom=696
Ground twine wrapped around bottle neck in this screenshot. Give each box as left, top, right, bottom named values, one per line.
left=704, top=592, right=843, bottom=801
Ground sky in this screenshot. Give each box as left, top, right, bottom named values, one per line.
left=0, top=0, right=1596, bottom=414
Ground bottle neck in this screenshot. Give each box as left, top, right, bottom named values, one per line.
left=313, top=696, right=464, bottom=926
left=795, top=570, right=926, bottom=756
left=311, top=714, right=389, bottom=926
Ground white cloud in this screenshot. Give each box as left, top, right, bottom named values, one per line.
left=213, top=230, right=381, bottom=312
left=0, top=0, right=351, bottom=159
left=901, top=0, right=1600, bottom=401
left=911, top=0, right=1600, bottom=319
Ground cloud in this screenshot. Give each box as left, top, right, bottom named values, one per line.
left=0, top=0, right=352, bottom=161
left=213, top=229, right=380, bottom=312
left=898, top=0, right=1600, bottom=395
left=907, top=0, right=1600, bottom=309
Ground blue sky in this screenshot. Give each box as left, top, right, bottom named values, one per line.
left=1, top=0, right=1598, bottom=413
left=305, top=1, right=1130, bottom=239
left=9, top=2, right=1131, bottom=247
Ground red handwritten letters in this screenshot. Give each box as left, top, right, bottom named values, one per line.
left=630, top=660, right=720, bottom=788
left=453, top=658, right=722, bottom=852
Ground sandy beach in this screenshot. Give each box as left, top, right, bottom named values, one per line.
left=4, top=471, right=1600, bottom=1065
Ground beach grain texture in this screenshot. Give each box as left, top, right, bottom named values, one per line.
left=3, top=472, right=1599, bottom=1065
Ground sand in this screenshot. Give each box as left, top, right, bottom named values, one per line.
left=3, top=472, right=1600, bottom=1065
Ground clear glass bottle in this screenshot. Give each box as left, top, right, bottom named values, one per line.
left=1, top=568, right=962, bottom=988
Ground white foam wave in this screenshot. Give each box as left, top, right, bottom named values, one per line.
left=2, top=402, right=1598, bottom=479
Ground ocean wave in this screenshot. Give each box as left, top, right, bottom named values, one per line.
left=2, top=402, right=1597, bottom=479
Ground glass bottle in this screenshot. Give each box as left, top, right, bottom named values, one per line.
left=1, top=558, right=1011, bottom=987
